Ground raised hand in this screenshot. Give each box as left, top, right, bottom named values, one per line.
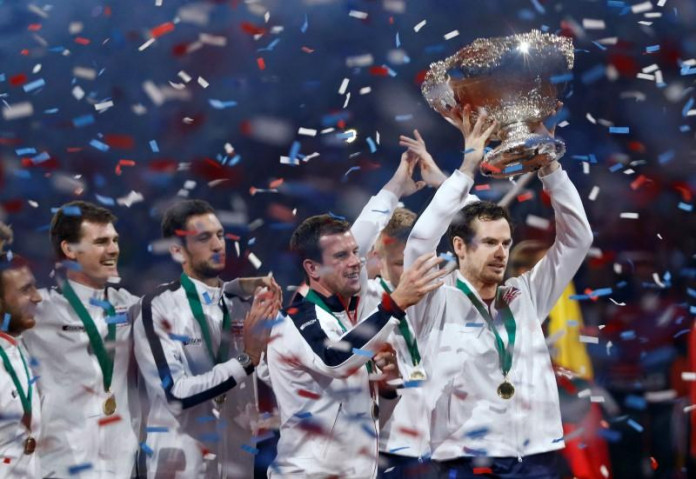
left=243, top=287, right=278, bottom=365
left=399, top=130, right=447, bottom=188
left=383, top=151, right=426, bottom=199
left=459, top=104, right=498, bottom=178
left=238, top=275, right=283, bottom=314
left=390, top=252, right=449, bottom=310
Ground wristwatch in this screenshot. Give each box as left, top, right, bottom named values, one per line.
left=237, top=352, right=255, bottom=375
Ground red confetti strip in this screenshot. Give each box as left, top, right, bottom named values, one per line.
left=104, top=134, right=135, bottom=150
left=175, top=229, right=197, bottom=236
left=115, top=159, right=136, bottom=176
left=27, top=24, right=42, bottom=31
left=240, top=22, right=267, bottom=36
left=673, top=183, right=693, bottom=202
left=650, top=456, right=658, bottom=470
left=414, top=69, right=427, bottom=85
left=225, top=233, right=241, bottom=241
left=369, top=66, right=389, bottom=76
left=74, top=37, right=91, bottom=45
left=9, top=74, right=27, bottom=87
left=517, top=192, right=534, bottom=203
left=397, top=427, right=420, bottom=437
left=269, top=178, right=284, bottom=189
left=473, top=467, right=493, bottom=475
left=3, top=457, right=10, bottom=464
left=249, top=186, right=258, bottom=196
left=474, top=184, right=490, bottom=191
left=151, top=22, right=175, bottom=39
left=20, top=49, right=29, bottom=56
left=630, top=174, right=647, bottom=190
left=98, top=414, right=122, bottom=427
left=297, top=389, right=321, bottom=400
left=301, top=46, right=314, bottom=53
left=257, top=58, right=266, bottom=70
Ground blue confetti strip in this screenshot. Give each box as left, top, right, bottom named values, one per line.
left=550, top=73, right=573, bottom=84
left=609, top=163, right=624, bottom=173
left=395, top=32, right=401, bottom=48
left=62, top=206, right=82, bottom=216
left=288, top=140, right=301, bottom=162
left=366, top=137, right=377, bottom=153
left=105, top=314, right=128, bottom=325
left=209, top=99, right=238, bottom=110
left=645, top=45, right=660, bottom=53
left=503, top=163, right=523, bottom=174
left=609, top=126, right=629, bottom=134
left=68, top=463, right=93, bottom=475
left=146, top=426, right=169, bottom=433
left=678, top=202, right=693, bottom=212
left=95, top=194, right=115, bottom=206
left=149, top=140, right=159, bottom=153
left=140, top=442, right=154, bottom=456
left=72, top=114, right=95, bottom=128
left=352, top=347, right=373, bottom=358
left=89, top=297, right=113, bottom=310
left=682, top=98, right=694, bottom=117
left=90, top=139, right=110, bottom=152
left=395, top=114, right=413, bottom=122
left=23, top=78, right=46, bottom=93
left=15, top=147, right=36, bottom=156
left=168, top=333, right=190, bottom=343
left=465, top=427, right=489, bottom=439
left=658, top=150, right=675, bottom=164
left=465, top=322, right=484, bottom=328
left=241, top=444, right=260, bottom=455
left=1, top=313, right=10, bottom=332
left=627, top=418, right=644, bottom=433
left=300, top=14, right=308, bottom=33
left=620, top=330, right=636, bottom=340
left=328, top=212, right=346, bottom=220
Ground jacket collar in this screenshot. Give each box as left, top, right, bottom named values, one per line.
left=310, top=289, right=359, bottom=312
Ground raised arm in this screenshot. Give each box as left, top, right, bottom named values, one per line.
left=519, top=162, right=593, bottom=320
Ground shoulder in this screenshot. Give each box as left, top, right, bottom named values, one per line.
left=142, top=280, right=182, bottom=311
left=283, top=299, right=318, bottom=330
left=106, top=284, right=140, bottom=306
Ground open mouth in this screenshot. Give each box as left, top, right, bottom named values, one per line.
left=101, top=259, right=117, bottom=267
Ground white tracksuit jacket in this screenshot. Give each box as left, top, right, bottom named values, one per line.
left=266, top=188, right=411, bottom=478
left=133, top=276, right=258, bottom=479
left=21, top=280, right=140, bottom=478
left=404, top=167, right=593, bottom=460
left=0, top=332, right=41, bottom=479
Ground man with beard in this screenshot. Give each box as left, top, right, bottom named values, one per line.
left=134, top=199, right=282, bottom=478
left=403, top=106, right=593, bottom=478
left=21, top=201, right=142, bottom=478
left=0, top=254, right=42, bottom=478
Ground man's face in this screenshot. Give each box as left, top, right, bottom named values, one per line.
left=378, top=235, right=406, bottom=288
left=314, top=231, right=362, bottom=298
left=65, top=221, right=120, bottom=284
left=1, top=266, right=41, bottom=334
left=182, top=213, right=226, bottom=279
left=458, top=218, right=512, bottom=286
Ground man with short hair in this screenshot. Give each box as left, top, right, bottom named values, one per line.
left=21, top=201, right=141, bottom=478
left=403, top=107, right=593, bottom=478
left=0, top=254, right=42, bottom=478
left=266, top=153, right=449, bottom=478
left=133, top=199, right=281, bottom=478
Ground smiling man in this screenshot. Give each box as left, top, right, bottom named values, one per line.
left=0, top=254, right=42, bottom=478
left=133, top=199, right=281, bottom=478
left=21, top=201, right=141, bottom=478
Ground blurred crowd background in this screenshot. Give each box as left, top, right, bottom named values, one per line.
left=1, top=0, right=695, bottom=477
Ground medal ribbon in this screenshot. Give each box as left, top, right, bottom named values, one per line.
left=62, top=280, right=116, bottom=394
left=180, top=273, right=232, bottom=364
left=304, top=289, right=373, bottom=374
left=456, top=279, right=516, bottom=377
left=378, top=278, right=421, bottom=367
left=0, top=339, right=33, bottom=428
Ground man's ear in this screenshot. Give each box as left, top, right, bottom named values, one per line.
left=61, top=240, right=77, bottom=260
left=302, top=259, right=321, bottom=282
left=169, top=243, right=186, bottom=264
left=452, top=236, right=467, bottom=261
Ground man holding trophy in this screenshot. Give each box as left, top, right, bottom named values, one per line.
left=401, top=31, right=594, bottom=478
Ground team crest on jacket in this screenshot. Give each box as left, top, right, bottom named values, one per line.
left=501, top=287, right=521, bottom=304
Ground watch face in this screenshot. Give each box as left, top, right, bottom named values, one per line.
left=237, top=353, right=251, bottom=366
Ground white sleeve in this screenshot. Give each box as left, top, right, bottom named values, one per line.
left=351, top=189, right=400, bottom=258
left=134, top=294, right=250, bottom=410
left=518, top=167, right=593, bottom=321
left=280, top=298, right=401, bottom=379
left=403, top=170, right=474, bottom=338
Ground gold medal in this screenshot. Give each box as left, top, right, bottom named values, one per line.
left=24, top=436, right=36, bottom=455
left=497, top=380, right=515, bottom=400
left=103, top=393, right=117, bottom=416
left=409, top=369, right=426, bottom=381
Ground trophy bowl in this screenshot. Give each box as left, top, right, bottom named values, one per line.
left=422, top=30, right=574, bottom=178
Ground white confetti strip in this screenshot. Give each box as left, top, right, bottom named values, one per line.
left=72, top=85, right=85, bottom=100
left=94, top=100, right=114, bottom=112
left=414, top=20, right=426, bottom=32
left=178, top=71, right=192, bottom=83
left=349, top=10, right=368, bottom=19
left=342, top=92, right=351, bottom=109
left=248, top=252, right=262, bottom=269
left=28, top=4, right=48, bottom=18
left=346, top=54, right=374, bottom=67
left=590, top=396, right=605, bottom=403
left=681, top=372, right=696, bottom=381
left=298, top=127, right=317, bottom=137
left=637, top=73, right=655, bottom=81
left=359, top=86, right=371, bottom=95
left=684, top=404, right=696, bottom=413
left=657, top=0, right=667, bottom=6
left=642, top=64, right=659, bottom=73
left=588, top=185, right=600, bottom=201
left=525, top=215, right=550, bottom=230
left=620, top=212, right=639, bottom=219
left=2, top=102, right=33, bottom=120
left=585, top=112, right=597, bottom=124
left=577, top=388, right=592, bottom=398
left=443, top=30, right=459, bottom=40
left=199, top=33, right=227, bottom=47
left=197, top=76, right=209, bottom=88
left=582, top=19, right=606, bottom=30
left=600, top=465, right=609, bottom=478
left=631, top=1, right=653, bottom=13
left=338, top=78, right=349, bottom=95
left=138, top=38, right=156, bottom=51
left=598, top=37, right=618, bottom=45
left=579, top=335, right=599, bottom=344
left=73, top=66, right=97, bottom=80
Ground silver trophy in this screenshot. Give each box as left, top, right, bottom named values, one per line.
left=422, top=30, right=574, bottom=178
